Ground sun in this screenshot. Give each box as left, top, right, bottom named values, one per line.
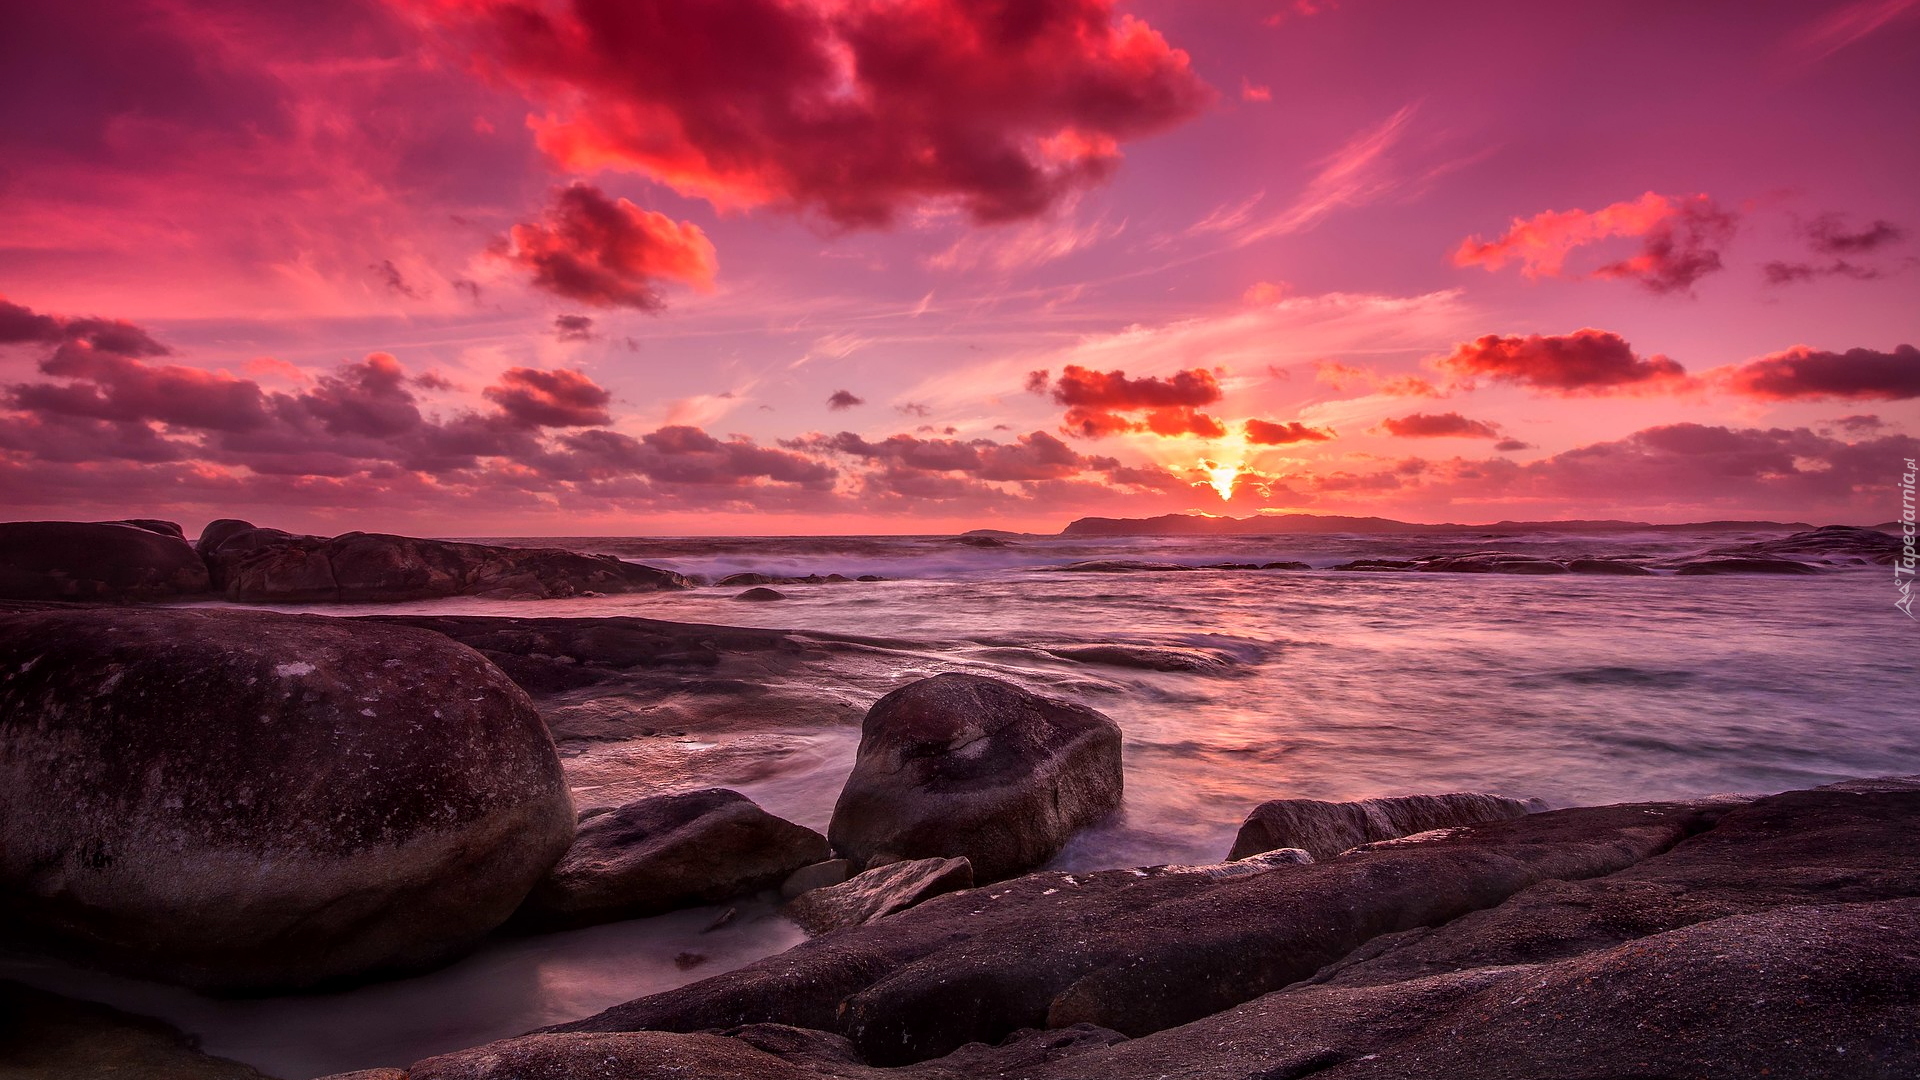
left=1203, top=460, right=1241, bottom=501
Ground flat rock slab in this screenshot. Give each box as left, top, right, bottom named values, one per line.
left=1228, top=791, right=1541, bottom=860
left=786, top=858, right=974, bottom=935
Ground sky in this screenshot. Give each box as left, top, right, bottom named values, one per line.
left=2, top=0, right=1917, bottom=536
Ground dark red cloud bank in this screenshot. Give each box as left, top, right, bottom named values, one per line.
left=1377, top=412, right=1502, bottom=439
left=1035, top=365, right=1227, bottom=438
left=404, top=0, right=1210, bottom=226
left=503, top=185, right=717, bottom=309
left=1244, top=419, right=1334, bottom=445
left=1718, top=344, right=1920, bottom=401
left=1435, top=330, right=1694, bottom=396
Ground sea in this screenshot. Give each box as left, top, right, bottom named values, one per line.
left=4, top=527, right=1915, bottom=1078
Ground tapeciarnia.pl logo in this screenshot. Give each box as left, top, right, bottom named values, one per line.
left=1898, top=457, right=1917, bottom=620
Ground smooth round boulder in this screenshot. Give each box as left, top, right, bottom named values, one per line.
left=828, top=673, right=1123, bottom=882
left=733, top=587, right=788, bottom=602
left=193, top=517, right=260, bottom=558
left=518, top=789, right=829, bottom=930
left=0, top=608, right=575, bottom=991
left=0, top=521, right=210, bottom=601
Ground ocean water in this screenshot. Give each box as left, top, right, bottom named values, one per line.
left=6, top=529, right=1915, bottom=1078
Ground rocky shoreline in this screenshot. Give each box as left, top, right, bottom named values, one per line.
left=1, top=519, right=1916, bottom=1078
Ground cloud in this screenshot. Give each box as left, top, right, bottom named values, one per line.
left=1788, top=0, right=1920, bottom=64
left=1762, top=260, right=1883, bottom=285
left=1435, top=329, right=1693, bottom=396
left=1038, top=364, right=1227, bottom=438
left=1492, top=438, right=1534, bottom=452
left=371, top=259, right=421, bottom=299
left=0, top=296, right=170, bottom=358
left=1717, top=344, right=1920, bottom=401
left=826, top=389, right=865, bottom=411
left=789, top=429, right=1095, bottom=483
left=483, top=367, right=615, bottom=427
left=1313, top=360, right=1443, bottom=398
left=297, top=352, right=422, bottom=437
left=1377, top=411, right=1502, bottom=438
left=553, top=314, right=596, bottom=341
left=1453, top=192, right=1738, bottom=294
left=1807, top=214, right=1906, bottom=254
left=1244, top=418, right=1334, bottom=444
left=410, top=0, right=1210, bottom=227
left=503, top=184, right=717, bottom=310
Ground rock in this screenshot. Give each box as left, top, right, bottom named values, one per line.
left=828, top=674, right=1124, bottom=882
left=202, top=527, right=688, bottom=602
left=786, top=857, right=974, bottom=935
left=1052, top=559, right=1197, bottom=573
left=194, top=516, right=260, bottom=557
left=98, top=518, right=186, bottom=540
left=1673, top=556, right=1823, bottom=575
left=1260, top=561, right=1312, bottom=570
left=313, top=1072, right=407, bottom=1080
left=517, top=789, right=829, bottom=930
left=1331, top=558, right=1417, bottom=571
left=0, top=981, right=280, bottom=1080
left=1048, top=643, right=1231, bottom=673
left=0, top=607, right=574, bottom=990
left=955, top=535, right=1013, bottom=547
left=1708, top=524, right=1902, bottom=565
left=717, top=572, right=783, bottom=586
left=1414, top=552, right=1569, bottom=574
left=856, top=575, right=884, bottom=582
left=0, top=520, right=210, bottom=601
left=734, top=587, right=789, bottom=601
left=1566, top=557, right=1656, bottom=574
left=1227, top=792, right=1541, bottom=861
left=781, top=859, right=854, bottom=900
left=551, top=799, right=1709, bottom=1064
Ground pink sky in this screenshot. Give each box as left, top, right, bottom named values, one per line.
left=2, top=0, right=1917, bottom=535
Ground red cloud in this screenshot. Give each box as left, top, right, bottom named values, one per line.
left=790, top=430, right=1090, bottom=482
left=1244, top=419, right=1334, bottom=445
left=504, top=184, right=717, bottom=310
left=1436, top=329, right=1692, bottom=396
left=1041, top=364, right=1226, bottom=438
left=408, top=0, right=1209, bottom=227
left=1718, top=344, right=1920, bottom=401
left=483, top=367, right=614, bottom=427
left=1377, top=412, right=1501, bottom=438
left=1453, top=192, right=1738, bottom=294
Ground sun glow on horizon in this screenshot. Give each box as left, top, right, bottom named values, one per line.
left=1204, top=460, right=1242, bottom=501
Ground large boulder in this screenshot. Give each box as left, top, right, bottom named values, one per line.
left=0, top=521, right=209, bottom=601
left=828, top=674, right=1124, bottom=882
left=517, top=789, right=829, bottom=930
left=1227, top=792, right=1541, bottom=861
left=0, top=982, right=277, bottom=1080
left=0, top=608, right=575, bottom=990
left=200, top=527, right=688, bottom=602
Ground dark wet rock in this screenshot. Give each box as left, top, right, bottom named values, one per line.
left=856, top=574, right=884, bottom=582
left=313, top=1071, right=407, bottom=1080
left=0, top=520, right=210, bottom=601
left=1674, top=556, right=1823, bottom=575
left=781, top=859, right=854, bottom=900
left=0, top=607, right=574, bottom=991
left=1260, top=560, right=1312, bottom=570
left=1567, top=557, right=1656, bottom=574
left=98, top=517, right=186, bottom=540
left=1709, top=524, right=1902, bottom=565
left=717, top=572, right=782, bottom=586
left=785, top=857, right=974, bottom=935
left=734, top=587, right=789, bottom=601
left=1414, top=552, right=1570, bottom=574
left=828, top=674, right=1123, bottom=882
left=1331, top=558, right=1417, bottom=571
left=1051, top=559, right=1198, bottom=573
left=517, top=789, right=828, bottom=930
left=0, top=981, right=280, bottom=1080
left=1048, top=643, right=1232, bottom=673
left=193, top=516, right=260, bottom=557
left=1228, top=792, right=1542, bottom=861
left=954, top=535, right=1013, bottom=547
left=553, top=800, right=1706, bottom=1064
left=202, top=527, right=687, bottom=602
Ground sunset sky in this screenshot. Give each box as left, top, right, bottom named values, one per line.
left=3, top=0, right=1917, bottom=535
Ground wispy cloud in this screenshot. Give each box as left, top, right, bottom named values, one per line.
left=1788, top=0, right=1918, bottom=64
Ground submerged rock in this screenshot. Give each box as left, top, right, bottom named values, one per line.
left=785, top=857, right=974, bottom=935
left=733, top=587, right=789, bottom=601
left=517, top=789, right=828, bottom=931
left=0, top=608, right=575, bottom=991
left=1566, top=557, right=1656, bottom=575
left=1414, top=552, right=1570, bottom=574
left=1673, top=556, right=1823, bottom=575
left=0, top=520, right=209, bottom=601
left=828, top=673, right=1123, bottom=882
left=1048, top=643, right=1231, bottom=673
left=1228, top=792, right=1541, bottom=861
left=1708, top=524, right=1902, bottom=565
